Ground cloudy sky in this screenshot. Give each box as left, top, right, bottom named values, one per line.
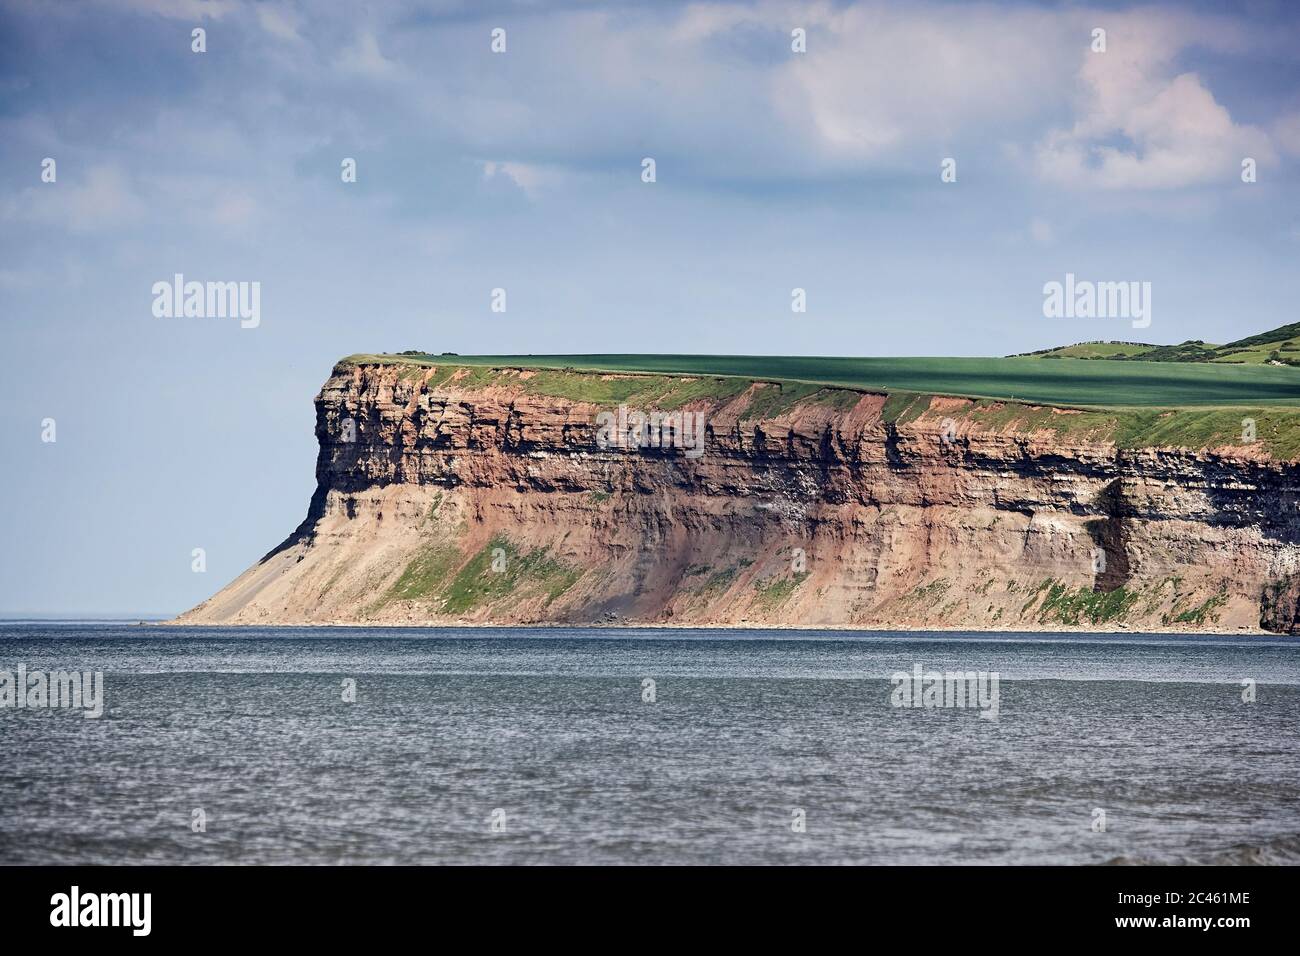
left=2, top=0, right=1299, bottom=615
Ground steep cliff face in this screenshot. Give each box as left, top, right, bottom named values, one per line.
left=178, top=361, right=1300, bottom=632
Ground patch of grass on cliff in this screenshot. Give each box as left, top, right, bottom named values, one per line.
left=695, top=567, right=739, bottom=594
left=1163, top=589, right=1228, bottom=626
left=901, top=579, right=951, bottom=606
left=739, top=381, right=817, bottom=420
left=1108, top=409, right=1300, bottom=458
left=650, top=376, right=751, bottom=410
left=814, top=387, right=866, bottom=412
left=510, top=369, right=747, bottom=410
left=516, top=370, right=662, bottom=405
left=387, top=542, right=462, bottom=601
left=940, top=401, right=1300, bottom=458
left=963, top=401, right=1121, bottom=442
left=1031, top=580, right=1140, bottom=626
left=419, top=365, right=464, bottom=389
left=739, top=382, right=863, bottom=420
left=440, top=535, right=582, bottom=614
left=881, top=392, right=931, bottom=426
left=690, top=561, right=752, bottom=596
left=1019, top=578, right=1054, bottom=616
left=753, top=571, right=810, bottom=609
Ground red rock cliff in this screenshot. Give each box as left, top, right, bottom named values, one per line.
left=177, top=361, right=1300, bottom=632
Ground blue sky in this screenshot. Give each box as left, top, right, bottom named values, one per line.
left=2, top=0, right=1299, bottom=615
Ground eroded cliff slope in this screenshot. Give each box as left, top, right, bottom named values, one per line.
left=178, top=359, right=1300, bottom=632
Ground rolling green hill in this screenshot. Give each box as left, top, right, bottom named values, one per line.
left=1013, top=341, right=1157, bottom=360
left=1018, top=322, right=1300, bottom=366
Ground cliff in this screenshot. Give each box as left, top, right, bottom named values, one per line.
left=177, top=359, right=1300, bottom=632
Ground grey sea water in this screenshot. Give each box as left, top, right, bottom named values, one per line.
left=1, top=623, right=1298, bottom=865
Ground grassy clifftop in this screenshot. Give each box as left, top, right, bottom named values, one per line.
left=342, top=349, right=1300, bottom=409
left=338, top=353, right=1300, bottom=459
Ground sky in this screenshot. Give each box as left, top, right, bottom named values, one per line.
left=2, top=0, right=1299, bottom=615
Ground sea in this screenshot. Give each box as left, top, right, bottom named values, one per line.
left=1, top=623, right=1298, bottom=865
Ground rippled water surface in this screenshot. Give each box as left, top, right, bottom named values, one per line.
left=1, top=624, right=1298, bottom=865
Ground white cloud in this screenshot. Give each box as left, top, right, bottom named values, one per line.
left=1033, top=11, right=1275, bottom=189
left=771, top=2, right=1070, bottom=164
left=178, top=0, right=1287, bottom=192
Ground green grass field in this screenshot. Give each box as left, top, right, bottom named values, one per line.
left=345, top=352, right=1300, bottom=409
